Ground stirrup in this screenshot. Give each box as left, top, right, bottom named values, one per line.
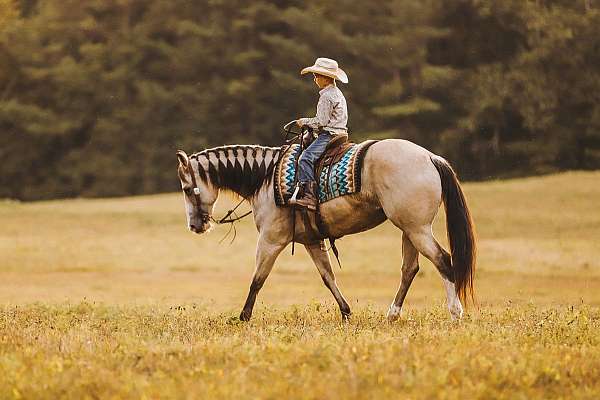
left=289, top=183, right=302, bottom=205
left=293, top=182, right=318, bottom=212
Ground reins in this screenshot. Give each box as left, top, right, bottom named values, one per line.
left=215, top=197, right=252, bottom=244
left=215, top=198, right=252, bottom=224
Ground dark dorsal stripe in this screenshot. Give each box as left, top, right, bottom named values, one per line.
left=190, top=145, right=281, bottom=198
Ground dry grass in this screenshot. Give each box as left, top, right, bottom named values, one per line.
left=2, top=303, right=599, bottom=399
left=1, top=171, right=599, bottom=398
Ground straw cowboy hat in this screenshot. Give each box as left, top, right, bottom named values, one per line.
left=301, top=57, right=348, bottom=83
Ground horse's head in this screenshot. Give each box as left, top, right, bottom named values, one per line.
left=176, top=150, right=218, bottom=234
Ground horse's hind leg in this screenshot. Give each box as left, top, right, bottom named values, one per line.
left=240, top=236, right=286, bottom=321
left=407, top=228, right=463, bottom=320
left=387, top=233, right=419, bottom=322
left=305, top=242, right=351, bottom=320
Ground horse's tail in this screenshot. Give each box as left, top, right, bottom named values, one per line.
left=430, top=155, right=476, bottom=305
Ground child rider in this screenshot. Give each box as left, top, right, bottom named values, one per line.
left=290, top=57, right=349, bottom=211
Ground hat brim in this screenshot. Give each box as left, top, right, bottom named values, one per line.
left=301, top=66, right=349, bottom=84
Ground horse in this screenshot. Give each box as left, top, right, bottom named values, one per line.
left=176, top=138, right=476, bottom=322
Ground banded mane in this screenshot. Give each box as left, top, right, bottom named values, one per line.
left=190, top=145, right=281, bottom=198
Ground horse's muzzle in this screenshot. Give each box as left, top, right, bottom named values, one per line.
left=189, top=222, right=212, bottom=234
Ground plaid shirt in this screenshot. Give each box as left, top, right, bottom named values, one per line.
left=298, top=84, right=348, bottom=135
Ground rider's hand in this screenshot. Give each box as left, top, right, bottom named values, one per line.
left=296, top=119, right=303, bottom=127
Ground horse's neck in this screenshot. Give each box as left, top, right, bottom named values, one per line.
left=194, top=145, right=281, bottom=198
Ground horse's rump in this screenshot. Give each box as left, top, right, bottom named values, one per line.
left=273, top=140, right=378, bottom=206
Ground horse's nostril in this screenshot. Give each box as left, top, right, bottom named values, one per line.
left=190, top=224, right=198, bottom=232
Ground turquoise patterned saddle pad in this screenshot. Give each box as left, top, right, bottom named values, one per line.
left=274, top=140, right=378, bottom=206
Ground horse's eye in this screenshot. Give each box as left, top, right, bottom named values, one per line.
left=183, top=188, right=192, bottom=195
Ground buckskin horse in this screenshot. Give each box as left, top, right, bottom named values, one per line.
left=176, top=138, right=476, bottom=322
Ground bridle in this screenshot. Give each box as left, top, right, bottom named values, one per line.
left=185, top=159, right=252, bottom=230
left=187, top=160, right=213, bottom=226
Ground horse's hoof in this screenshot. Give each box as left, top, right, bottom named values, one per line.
left=386, top=305, right=402, bottom=323
left=448, top=300, right=464, bottom=321
left=387, top=315, right=400, bottom=323
left=449, top=308, right=463, bottom=321
left=341, top=309, right=352, bottom=321
left=239, top=310, right=252, bottom=322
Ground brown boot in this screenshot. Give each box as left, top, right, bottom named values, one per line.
left=289, top=181, right=318, bottom=211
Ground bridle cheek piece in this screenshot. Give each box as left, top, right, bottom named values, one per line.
left=188, top=165, right=214, bottom=226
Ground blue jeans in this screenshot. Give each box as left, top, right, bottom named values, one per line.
left=298, top=132, right=332, bottom=183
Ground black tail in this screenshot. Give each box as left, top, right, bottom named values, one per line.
left=430, top=156, right=477, bottom=305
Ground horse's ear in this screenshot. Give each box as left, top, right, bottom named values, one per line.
left=176, top=150, right=189, bottom=168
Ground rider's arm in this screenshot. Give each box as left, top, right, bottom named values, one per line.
left=297, top=94, right=331, bottom=130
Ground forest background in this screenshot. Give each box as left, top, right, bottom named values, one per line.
left=1, top=0, right=599, bottom=200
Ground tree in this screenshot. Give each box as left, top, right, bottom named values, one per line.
left=1, top=0, right=598, bottom=199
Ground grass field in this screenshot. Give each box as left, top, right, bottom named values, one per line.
left=1, top=171, right=599, bottom=399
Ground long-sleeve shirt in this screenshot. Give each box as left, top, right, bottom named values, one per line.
left=298, top=84, right=348, bottom=136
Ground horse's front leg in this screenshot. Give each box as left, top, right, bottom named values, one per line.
left=239, top=236, right=286, bottom=321
left=305, top=242, right=351, bottom=320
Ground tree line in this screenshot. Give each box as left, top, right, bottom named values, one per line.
left=1, top=0, right=599, bottom=200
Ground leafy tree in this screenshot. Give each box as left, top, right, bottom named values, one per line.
left=0, top=0, right=598, bottom=199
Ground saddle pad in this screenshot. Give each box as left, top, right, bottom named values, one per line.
left=274, top=140, right=377, bottom=206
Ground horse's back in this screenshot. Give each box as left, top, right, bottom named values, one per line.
left=365, top=138, right=436, bottom=169
left=362, top=139, right=443, bottom=227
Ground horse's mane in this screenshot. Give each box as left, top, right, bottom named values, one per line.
left=190, top=145, right=281, bottom=198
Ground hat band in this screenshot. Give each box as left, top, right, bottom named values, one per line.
left=315, top=65, right=337, bottom=72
